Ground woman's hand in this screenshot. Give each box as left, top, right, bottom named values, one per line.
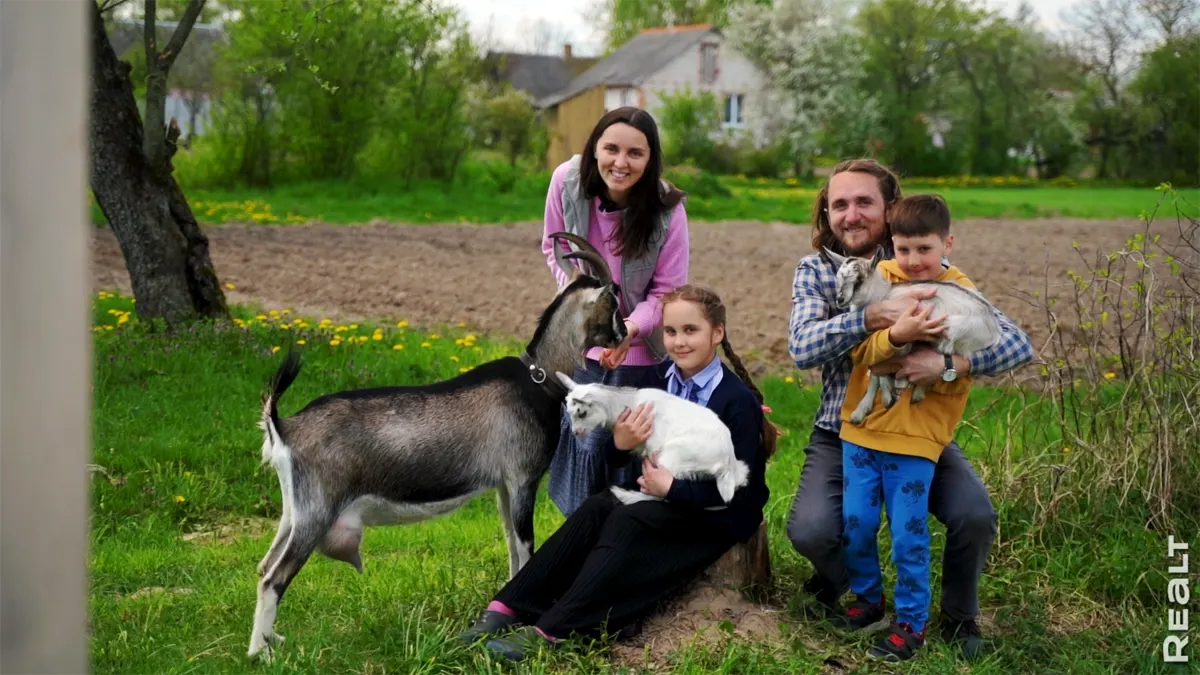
left=637, top=456, right=673, bottom=497
left=613, top=403, right=653, bottom=450
left=599, top=321, right=639, bottom=369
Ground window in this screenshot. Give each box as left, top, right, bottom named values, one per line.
left=723, top=94, right=745, bottom=128
left=700, top=43, right=718, bottom=84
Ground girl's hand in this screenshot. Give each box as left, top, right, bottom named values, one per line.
left=637, top=456, right=673, bottom=497
left=600, top=321, right=639, bottom=369
left=887, top=303, right=946, bottom=345
left=613, top=403, right=653, bottom=450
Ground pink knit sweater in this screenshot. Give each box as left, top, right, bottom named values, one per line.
left=540, top=160, right=690, bottom=367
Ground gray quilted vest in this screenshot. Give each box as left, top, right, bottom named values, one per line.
left=559, top=154, right=680, bottom=361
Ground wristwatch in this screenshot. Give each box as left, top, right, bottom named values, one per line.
left=942, top=354, right=957, bottom=382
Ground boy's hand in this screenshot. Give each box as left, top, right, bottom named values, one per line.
left=638, top=456, right=674, bottom=497
left=613, top=403, right=653, bottom=450
left=888, top=303, right=946, bottom=345
left=865, top=287, right=938, bottom=330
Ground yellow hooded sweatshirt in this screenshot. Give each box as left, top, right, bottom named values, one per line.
left=839, top=260, right=977, bottom=463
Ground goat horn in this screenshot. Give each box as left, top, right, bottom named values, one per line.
left=549, top=232, right=613, bottom=286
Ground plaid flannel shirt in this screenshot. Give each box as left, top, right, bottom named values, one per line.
left=789, top=252, right=1035, bottom=434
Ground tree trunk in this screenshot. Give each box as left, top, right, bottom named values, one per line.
left=703, top=520, right=772, bottom=593
left=88, top=2, right=227, bottom=325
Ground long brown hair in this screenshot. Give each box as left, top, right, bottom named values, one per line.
left=661, top=285, right=780, bottom=459
left=811, top=158, right=902, bottom=256
left=578, top=107, right=686, bottom=260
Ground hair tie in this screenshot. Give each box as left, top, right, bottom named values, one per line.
left=761, top=405, right=773, bottom=414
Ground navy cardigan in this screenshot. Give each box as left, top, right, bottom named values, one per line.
left=603, top=359, right=770, bottom=543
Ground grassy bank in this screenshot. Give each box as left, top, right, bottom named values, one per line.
left=90, top=172, right=1200, bottom=227
left=88, top=292, right=1192, bottom=674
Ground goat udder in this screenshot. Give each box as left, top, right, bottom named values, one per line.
left=319, top=519, right=364, bottom=573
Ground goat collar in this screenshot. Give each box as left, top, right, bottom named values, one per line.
left=518, top=352, right=570, bottom=400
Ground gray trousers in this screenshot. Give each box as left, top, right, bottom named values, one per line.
left=785, top=426, right=997, bottom=622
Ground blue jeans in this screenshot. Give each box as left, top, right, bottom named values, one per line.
left=842, top=440, right=936, bottom=632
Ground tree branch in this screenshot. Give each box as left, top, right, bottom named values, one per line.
left=144, top=0, right=157, bottom=58
left=161, top=0, right=206, bottom=70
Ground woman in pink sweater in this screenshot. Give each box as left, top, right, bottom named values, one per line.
left=540, top=107, right=691, bottom=516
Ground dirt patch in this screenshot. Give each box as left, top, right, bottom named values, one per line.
left=90, top=217, right=1180, bottom=378
left=609, top=585, right=784, bottom=669
left=180, top=516, right=276, bottom=545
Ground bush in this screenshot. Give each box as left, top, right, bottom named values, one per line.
left=664, top=165, right=732, bottom=199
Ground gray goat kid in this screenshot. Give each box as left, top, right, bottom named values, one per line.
left=247, top=232, right=626, bottom=659
left=824, top=246, right=1001, bottom=424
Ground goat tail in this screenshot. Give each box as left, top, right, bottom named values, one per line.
left=715, top=459, right=751, bottom=503
left=259, top=348, right=303, bottom=464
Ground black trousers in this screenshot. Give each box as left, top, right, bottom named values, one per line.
left=494, top=490, right=738, bottom=638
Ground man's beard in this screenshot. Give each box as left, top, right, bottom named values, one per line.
left=841, top=237, right=887, bottom=258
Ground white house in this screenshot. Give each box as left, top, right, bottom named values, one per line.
left=536, top=24, right=768, bottom=169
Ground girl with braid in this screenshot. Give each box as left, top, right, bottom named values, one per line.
left=457, top=285, right=779, bottom=661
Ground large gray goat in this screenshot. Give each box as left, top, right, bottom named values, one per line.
left=824, top=247, right=1001, bottom=424
left=247, top=232, right=626, bottom=658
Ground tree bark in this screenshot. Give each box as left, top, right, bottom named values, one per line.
left=703, top=520, right=772, bottom=593
left=89, top=1, right=227, bottom=324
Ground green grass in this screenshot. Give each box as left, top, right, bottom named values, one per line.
left=89, top=172, right=1200, bottom=227
left=89, top=292, right=1191, bottom=674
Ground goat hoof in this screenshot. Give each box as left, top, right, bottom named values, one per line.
left=849, top=412, right=867, bottom=425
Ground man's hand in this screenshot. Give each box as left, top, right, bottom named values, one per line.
left=864, top=286, right=938, bottom=331
left=896, top=349, right=970, bottom=386
left=600, top=320, right=639, bottom=369
left=637, top=456, right=674, bottom=497
left=613, top=403, right=653, bottom=450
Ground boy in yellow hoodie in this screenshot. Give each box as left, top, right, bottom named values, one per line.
left=834, top=194, right=980, bottom=662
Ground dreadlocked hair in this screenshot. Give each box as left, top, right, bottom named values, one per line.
left=661, top=284, right=780, bottom=459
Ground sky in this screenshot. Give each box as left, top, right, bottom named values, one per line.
left=446, top=0, right=1086, bottom=57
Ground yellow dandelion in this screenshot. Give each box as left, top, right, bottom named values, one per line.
left=393, top=344, right=404, bottom=350
left=450, top=356, right=459, bottom=362
left=271, top=346, right=280, bottom=354
left=320, top=318, right=333, bottom=326
left=335, top=326, right=348, bottom=333
left=465, top=334, right=477, bottom=342
left=225, top=283, right=236, bottom=290
left=174, top=495, right=185, bottom=503
left=457, top=321, right=466, bottom=328
left=349, top=324, right=359, bottom=330
left=785, top=376, right=795, bottom=384
left=459, top=367, right=471, bottom=373
left=330, top=338, right=342, bottom=346
left=269, top=310, right=280, bottom=318
left=1104, top=372, right=1116, bottom=380
left=256, top=314, right=268, bottom=321
left=372, top=331, right=384, bottom=341
left=357, top=336, right=369, bottom=344
left=455, top=338, right=465, bottom=347
left=430, top=334, right=441, bottom=340
left=296, top=339, right=307, bottom=345
left=397, top=320, right=408, bottom=328
left=421, top=342, right=432, bottom=348
left=104, top=325, right=114, bottom=331
left=117, top=314, right=130, bottom=325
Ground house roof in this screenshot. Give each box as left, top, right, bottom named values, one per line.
left=485, top=52, right=579, bottom=101
left=537, top=24, right=719, bottom=108
left=106, top=19, right=226, bottom=87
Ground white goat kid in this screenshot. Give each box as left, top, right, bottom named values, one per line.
left=824, top=246, right=1002, bottom=424
left=555, top=373, right=750, bottom=506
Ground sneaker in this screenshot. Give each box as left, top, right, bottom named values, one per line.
left=867, top=621, right=925, bottom=662
left=833, top=593, right=888, bottom=632
left=458, top=609, right=519, bottom=644
left=939, top=616, right=985, bottom=660
left=483, top=625, right=558, bottom=661
left=798, top=574, right=842, bottom=619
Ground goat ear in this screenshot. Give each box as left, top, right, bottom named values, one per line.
left=555, top=371, right=576, bottom=391
left=823, top=247, right=846, bottom=268
left=870, top=245, right=885, bottom=269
